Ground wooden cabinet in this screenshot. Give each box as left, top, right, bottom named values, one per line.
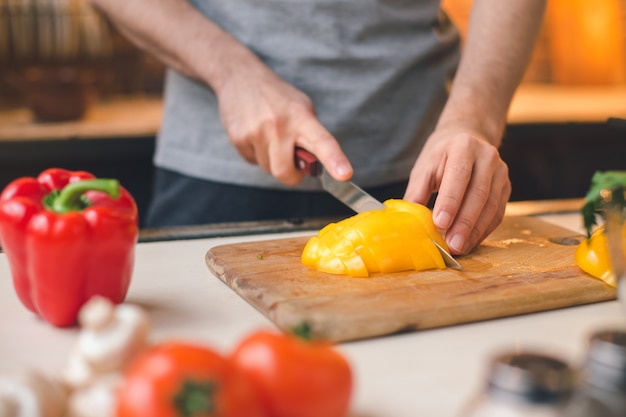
left=502, top=121, right=626, bottom=201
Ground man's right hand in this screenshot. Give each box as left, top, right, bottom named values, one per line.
left=216, top=62, right=353, bottom=185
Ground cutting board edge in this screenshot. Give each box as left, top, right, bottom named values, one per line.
left=268, top=291, right=617, bottom=343
left=206, top=250, right=288, bottom=319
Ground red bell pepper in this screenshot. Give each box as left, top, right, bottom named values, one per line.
left=0, top=168, right=138, bottom=327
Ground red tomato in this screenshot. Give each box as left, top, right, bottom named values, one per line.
left=116, top=341, right=267, bottom=417
left=230, top=330, right=353, bottom=417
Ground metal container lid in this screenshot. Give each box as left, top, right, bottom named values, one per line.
left=585, top=329, right=626, bottom=391
left=487, top=352, right=575, bottom=404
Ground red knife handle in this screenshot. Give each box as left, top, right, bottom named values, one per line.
left=295, top=147, right=322, bottom=177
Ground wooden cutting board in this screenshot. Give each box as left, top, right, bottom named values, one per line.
left=205, top=216, right=616, bottom=342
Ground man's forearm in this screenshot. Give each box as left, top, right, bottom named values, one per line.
left=89, top=0, right=260, bottom=92
left=438, top=0, right=547, bottom=145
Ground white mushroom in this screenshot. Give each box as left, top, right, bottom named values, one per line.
left=62, top=297, right=152, bottom=417
left=0, top=298, right=152, bottom=417
left=0, top=370, right=67, bottom=417
left=66, top=373, right=121, bottom=417
left=62, top=296, right=150, bottom=389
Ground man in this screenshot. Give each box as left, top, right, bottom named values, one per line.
left=90, top=0, right=546, bottom=255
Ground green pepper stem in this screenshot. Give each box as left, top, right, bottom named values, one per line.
left=47, top=179, right=120, bottom=213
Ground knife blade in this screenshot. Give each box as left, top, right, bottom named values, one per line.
left=295, top=148, right=462, bottom=270
left=295, top=148, right=385, bottom=213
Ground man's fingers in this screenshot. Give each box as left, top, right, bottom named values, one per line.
left=233, top=141, right=258, bottom=166
left=404, top=157, right=442, bottom=206
left=269, top=136, right=304, bottom=185
left=470, top=166, right=511, bottom=247
left=443, top=147, right=507, bottom=254
left=431, top=141, right=474, bottom=231
left=297, top=118, right=352, bottom=181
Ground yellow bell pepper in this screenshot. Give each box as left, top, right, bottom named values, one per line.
left=301, top=199, right=449, bottom=277
left=574, top=224, right=626, bottom=287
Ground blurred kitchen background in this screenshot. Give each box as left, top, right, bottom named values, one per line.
left=0, top=0, right=625, bottom=227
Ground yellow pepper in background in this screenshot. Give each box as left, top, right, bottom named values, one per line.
left=301, top=199, right=448, bottom=277
left=574, top=224, right=626, bottom=288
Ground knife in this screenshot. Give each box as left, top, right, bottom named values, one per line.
left=295, top=148, right=462, bottom=270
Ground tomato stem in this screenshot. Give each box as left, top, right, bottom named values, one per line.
left=172, top=380, right=216, bottom=417
left=291, top=321, right=313, bottom=341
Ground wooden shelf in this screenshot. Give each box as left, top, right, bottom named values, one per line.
left=507, top=84, right=626, bottom=124
left=1, top=85, right=625, bottom=143
left=0, top=96, right=162, bottom=142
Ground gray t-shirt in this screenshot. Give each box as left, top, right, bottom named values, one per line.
left=155, top=0, right=460, bottom=191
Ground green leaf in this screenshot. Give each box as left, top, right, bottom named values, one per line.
left=580, top=171, right=626, bottom=238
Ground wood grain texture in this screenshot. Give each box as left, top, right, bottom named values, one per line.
left=205, top=216, right=616, bottom=342
left=0, top=98, right=162, bottom=141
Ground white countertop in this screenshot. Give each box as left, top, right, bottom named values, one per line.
left=0, top=208, right=624, bottom=417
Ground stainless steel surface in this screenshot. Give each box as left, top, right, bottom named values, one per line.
left=602, top=192, right=626, bottom=314
left=138, top=216, right=342, bottom=243
left=432, top=240, right=462, bottom=270
left=320, top=170, right=386, bottom=213
left=460, top=352, right=576, bottom=417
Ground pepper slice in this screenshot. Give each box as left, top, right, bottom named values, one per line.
left=0, top=168, right=139, bottom=326
left=574, top=224, right=625, bottom=287
left=301, top=199, right=448, bottom=277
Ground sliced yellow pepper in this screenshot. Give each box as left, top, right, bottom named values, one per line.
left=574, top=224, right=626, bottom=287
left=301, top=199, right=448, bottom=277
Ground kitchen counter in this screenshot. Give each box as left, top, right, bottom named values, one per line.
left=0, top=200, right=624, bottom=417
